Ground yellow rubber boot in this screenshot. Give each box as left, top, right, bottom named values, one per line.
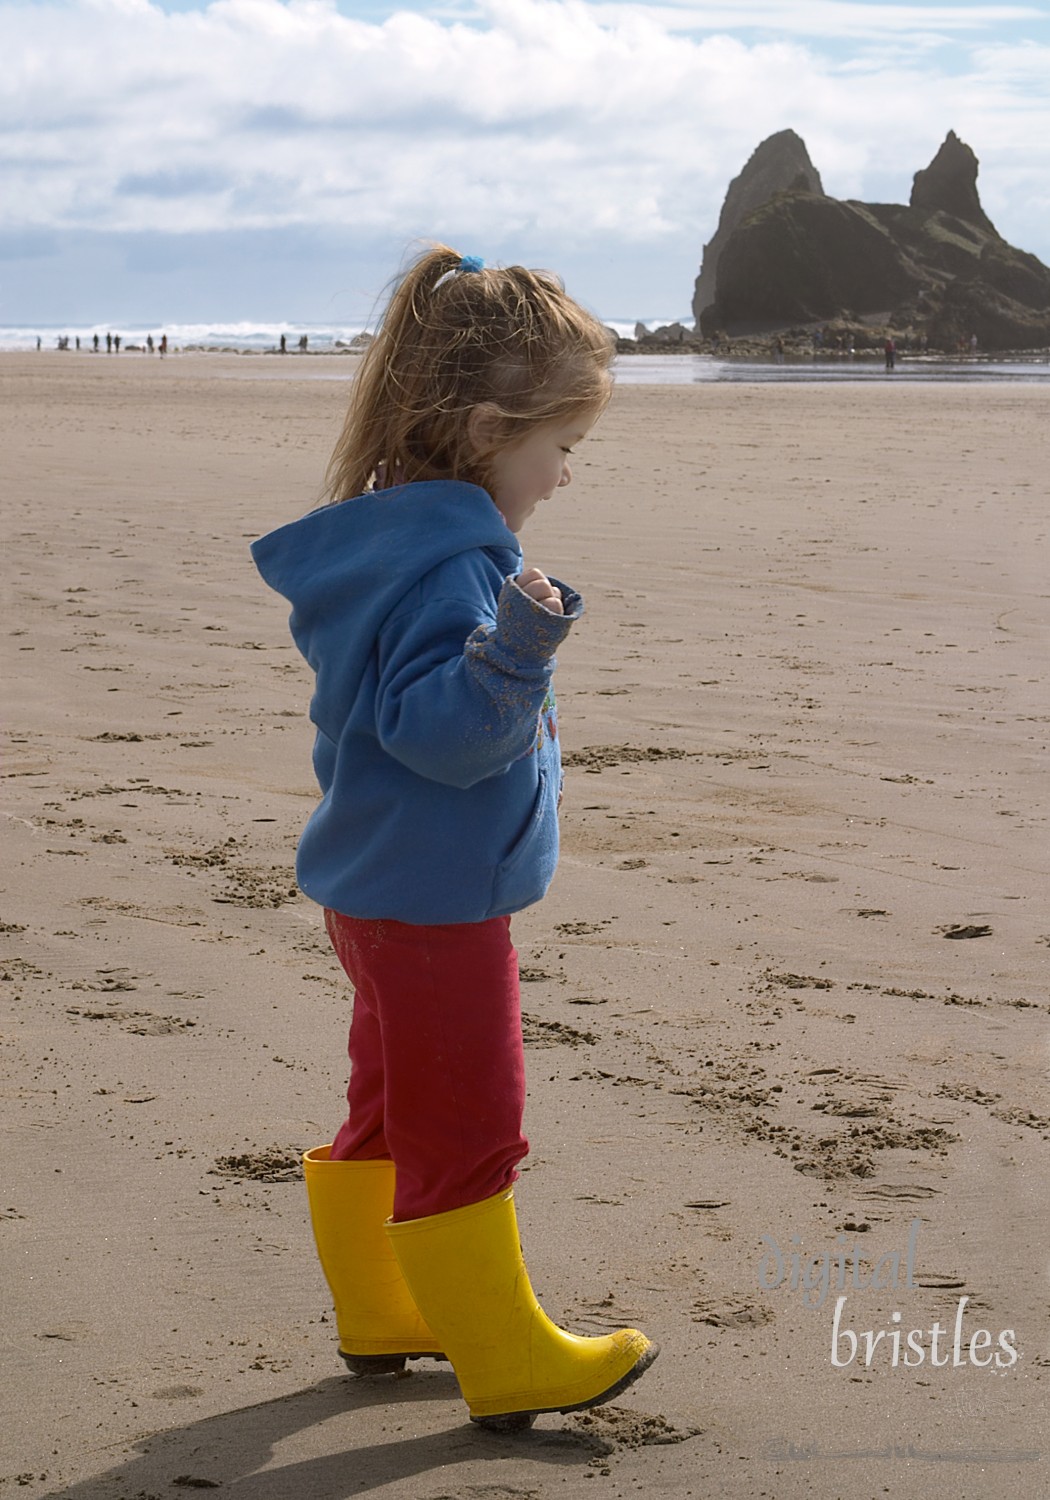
left=303, top=1146, right=443, bottom=1374
left=386, top=1187, right=658, bottom=1428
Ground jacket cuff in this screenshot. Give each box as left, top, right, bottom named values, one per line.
left=496, top=573, right=583, bottom=663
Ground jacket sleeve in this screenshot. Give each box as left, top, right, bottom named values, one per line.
left=374, top=574, right=582, bottom=788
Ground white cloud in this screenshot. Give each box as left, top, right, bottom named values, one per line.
left=587, top=1, right=1045, bottom=42
left=1, top=0, right=1048, bottom=269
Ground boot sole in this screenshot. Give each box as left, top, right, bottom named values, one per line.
left=470, top=1339, right=660, bottom=1432
left=340, top=1350, right=447, bottom=1376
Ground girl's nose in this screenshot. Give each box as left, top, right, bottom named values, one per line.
left=558, top=460, right=572, bottom=487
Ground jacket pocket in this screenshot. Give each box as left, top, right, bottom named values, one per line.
left=490, top=764, right=559, bottom=915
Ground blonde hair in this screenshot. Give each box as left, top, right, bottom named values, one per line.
left=323, top=244, right=614, bottom=503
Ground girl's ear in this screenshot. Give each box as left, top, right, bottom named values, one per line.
left=466, top=402, right=503, bottom=457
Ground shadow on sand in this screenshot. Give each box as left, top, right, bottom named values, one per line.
left=41, top=1369, right=616, bottom=1499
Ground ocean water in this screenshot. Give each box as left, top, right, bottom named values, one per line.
left=0, top=319, right=648, bottom=353
left=614, top=353, right=1050, bottom=384
left=4, top=324, right=1049, bottom=384
left=0, top=321, right=373, bottom=354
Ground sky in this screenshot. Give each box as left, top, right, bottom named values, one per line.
left=2, top=0, right=1049, bottom=326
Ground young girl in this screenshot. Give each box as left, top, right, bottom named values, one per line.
left=251, top=245, right=657, bottom=1431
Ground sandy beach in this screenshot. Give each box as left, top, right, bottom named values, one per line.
left=2, top=352, right=1047, bottom=1499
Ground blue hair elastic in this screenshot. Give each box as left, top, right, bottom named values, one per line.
left=432, top=254, right=485, bottom=291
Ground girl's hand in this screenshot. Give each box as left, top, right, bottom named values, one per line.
left=517, top=567, right=564, bottom=615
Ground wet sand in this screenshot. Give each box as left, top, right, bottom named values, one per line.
left=2, top=352, right=1048, bottom=1498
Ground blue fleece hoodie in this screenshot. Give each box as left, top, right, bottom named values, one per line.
left=250, top=480, right=582, bottom=924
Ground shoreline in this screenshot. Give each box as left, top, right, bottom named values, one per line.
left=3, top=349, right=1049, bottom=395
left=8, top=342, right=1050, bottom=359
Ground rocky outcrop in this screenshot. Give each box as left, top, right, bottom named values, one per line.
left=697, top=132, right=1050, bottom=350
left=910, top=129, right=996, bottom=235
left=692, top=129, right=823, bottom=323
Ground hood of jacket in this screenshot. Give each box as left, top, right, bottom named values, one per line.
left=251, top=480, right=522, bottom=735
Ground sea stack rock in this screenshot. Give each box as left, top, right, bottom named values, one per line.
left=697, top=128, right=1050, bottom=350
left=910, top=130, right=997, bottom=237
left=692, top=129, right=823, bottom=324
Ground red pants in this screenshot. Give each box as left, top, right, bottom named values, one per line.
left=324, top=910, right=529, bottom=1222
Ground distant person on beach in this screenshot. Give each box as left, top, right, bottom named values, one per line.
left=106, top=333, right=112, bottom=353
left=93, top=334, right=99, bottom=353
left=279, top=333, right=287, bottom=354
left=114, top=335, right=121, bottom=353
left=160, top=334, right=167, bottom=356
left=251, top=244, right=657, bottom=1432
left=884, top=337, right=896, bottom=371
left=147, top=334, right=154, bottom=354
